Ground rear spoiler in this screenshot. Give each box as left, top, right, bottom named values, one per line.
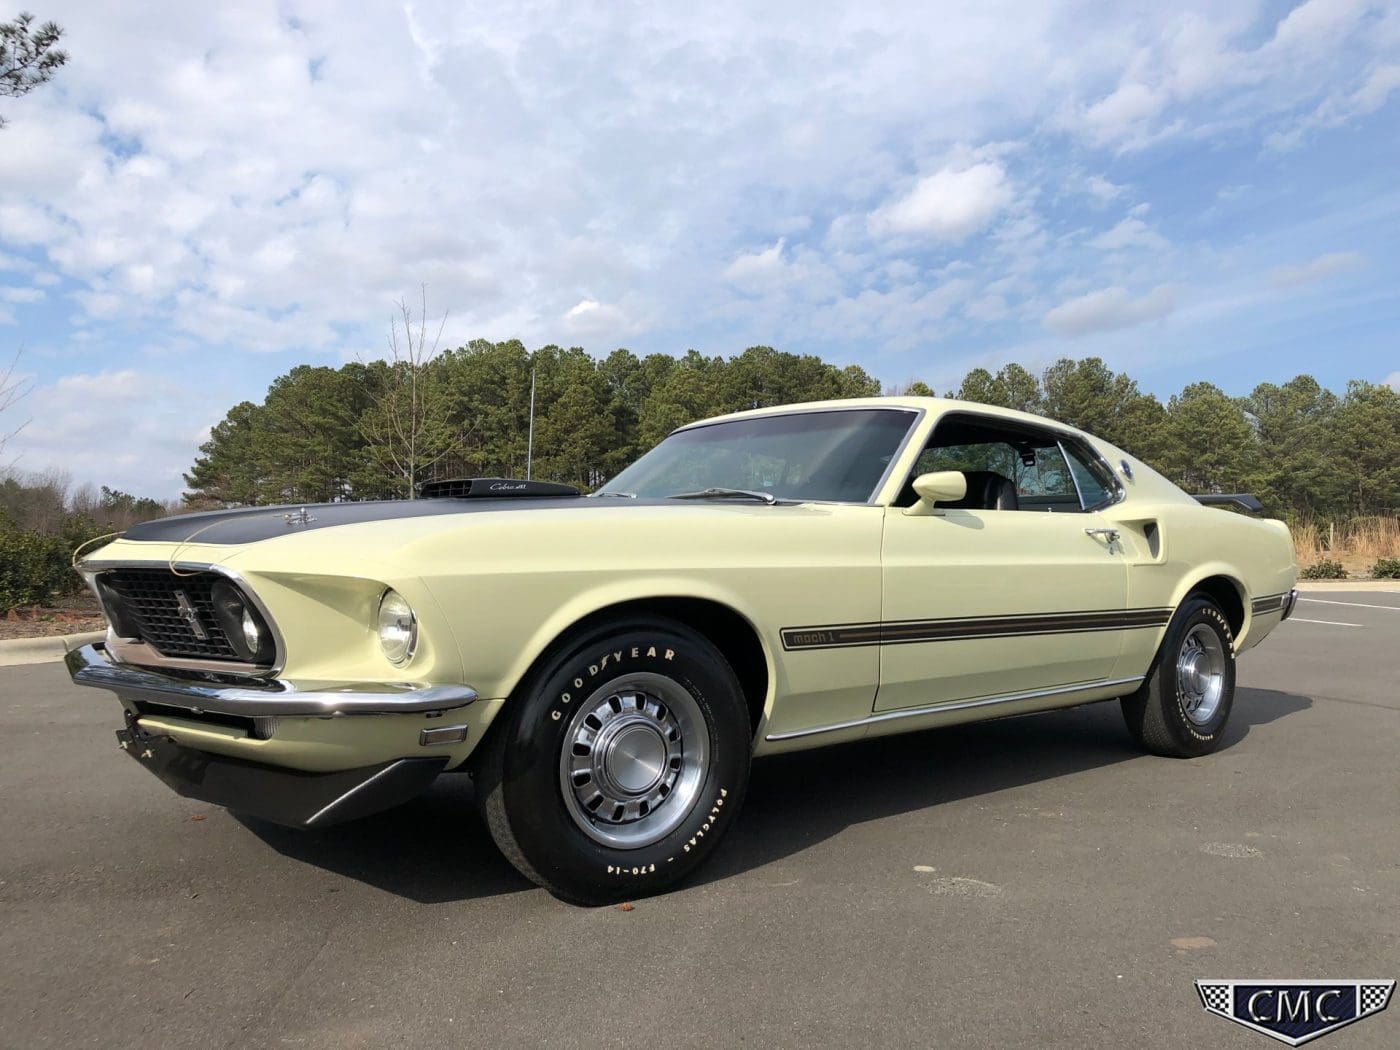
left=1193, top=493, right=1263, bottom=513
left=418, top=477, right=581, bottom=499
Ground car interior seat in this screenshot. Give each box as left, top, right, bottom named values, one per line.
left=942, top=469, right=1019, bottom=510
left=940, top=473, right=1019, bottom=515
left=895, top=468, right=1020, bottom=510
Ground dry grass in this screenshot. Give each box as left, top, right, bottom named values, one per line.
left=1291, top=517, right=1400, bottom=574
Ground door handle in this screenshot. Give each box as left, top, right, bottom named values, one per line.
left=1084, top=527, right=1120, bottom=544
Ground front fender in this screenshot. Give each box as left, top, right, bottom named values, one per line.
left=426, top=572, right=781, bottom=714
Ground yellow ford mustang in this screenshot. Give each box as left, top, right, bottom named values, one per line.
left=69, top=397, right=1297, bottom=903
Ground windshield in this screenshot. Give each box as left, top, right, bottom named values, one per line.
left=597, top=408, right=918, bottom=503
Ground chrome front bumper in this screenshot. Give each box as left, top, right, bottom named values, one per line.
left=65, top=643, right=479, bottom=717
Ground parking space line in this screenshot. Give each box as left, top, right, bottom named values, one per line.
left=1299, top=598, right=1400, bottom=611
left=1289, top=617, right=1364, bottom=627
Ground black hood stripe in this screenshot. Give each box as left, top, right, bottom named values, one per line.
left=121, top=496, right=674, bottom=545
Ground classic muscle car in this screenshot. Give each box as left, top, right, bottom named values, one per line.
left=68, top=397, right=1297, bottom=903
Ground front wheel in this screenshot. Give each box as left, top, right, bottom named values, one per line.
left=1121, top=596, right=1237, bottom=758
left=475, top=617, right=751, bottom=904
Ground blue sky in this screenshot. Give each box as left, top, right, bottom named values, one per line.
left=1, top=0, right=1398, bottom=498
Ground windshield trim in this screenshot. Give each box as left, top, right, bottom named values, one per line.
left=863, top=407, right=925, bottom=505
left=633, top=404, right=924, bottom=507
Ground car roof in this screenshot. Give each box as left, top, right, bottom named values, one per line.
left=674, top=396, right=1086, bottom=439
left=671, top=396, right=1197, bottom=508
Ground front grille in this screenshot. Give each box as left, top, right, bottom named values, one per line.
left=101, top=568, right=243, bottom=661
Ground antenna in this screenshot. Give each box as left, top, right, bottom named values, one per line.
left=526, top=364, right=536, bottom=480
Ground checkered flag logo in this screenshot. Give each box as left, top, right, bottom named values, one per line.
left=1360, top=982, right=1394, bottom=1016
left=1196, top=979, right=1394, bottom=1046
left=1197, top=982, right=1231, bottom=1014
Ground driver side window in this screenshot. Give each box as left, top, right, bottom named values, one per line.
left=899, top=414, right=1118, bottom=513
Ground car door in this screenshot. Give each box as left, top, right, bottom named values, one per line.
left=875, top=414, right=1130, bottom=712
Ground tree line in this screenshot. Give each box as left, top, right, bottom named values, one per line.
left=183, top=342, right=883, bottom=504
left=184, top=343, right=1399, bottom=521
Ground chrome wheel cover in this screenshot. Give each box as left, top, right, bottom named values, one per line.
left=1176, top=623, right=1225, bottom=725
left=558, top=672, right=709, bottom=849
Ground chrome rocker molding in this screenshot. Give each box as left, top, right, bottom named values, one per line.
left=764, top=675, right=1146, bottom=742
left=66, top=643, right=478, bottom=718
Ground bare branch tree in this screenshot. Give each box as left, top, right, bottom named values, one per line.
left=357, top=287, right=457, bottom=498
left=1, top=347, right=31, bottom=467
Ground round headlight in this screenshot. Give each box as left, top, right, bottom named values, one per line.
left=210, top=579, right=273, bottom=663
left=377, top=589, right=417, bottom=666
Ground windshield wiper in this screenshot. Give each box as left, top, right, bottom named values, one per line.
left=590, top=491, right=637, bottom=498
left=667, top=487, right=777, bottom=505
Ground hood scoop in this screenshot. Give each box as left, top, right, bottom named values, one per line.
left=417, top=477, right=581, bottom=499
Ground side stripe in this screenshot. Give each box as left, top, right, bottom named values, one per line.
left=781, top=607, right=1174, bottom=651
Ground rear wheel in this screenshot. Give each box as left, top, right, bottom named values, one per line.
left=1121, top=596, right=1236, bottom=758
left=475, top=617, right=751, bottom=904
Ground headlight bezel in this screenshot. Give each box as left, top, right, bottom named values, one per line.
left=376, top=588, right=418, bottom=667
left=209, top=578, right=277, bottom=664
left=93, top=576, right=141, bottom=639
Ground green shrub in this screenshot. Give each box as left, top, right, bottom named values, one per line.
left=1371, top=557, right=1400, bottom=579
left=1299, top=559, right=1347, bottom=580
left=0, top=512, right=110, bottom=612
left=0, top=525, right=73, bottom=610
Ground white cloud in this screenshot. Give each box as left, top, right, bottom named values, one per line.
left=868, top=162, right=1014, bottom=243
left=1043, top=284, right=1179, bottom=335
left=562, top=298, right=635, bottom=340
left=1085, top=174, right=1127, bottom=202
left=1083, top=83, right=1167, bottom=144
left=1384, top=371, right=1400, bottom=391
left=1265, top=0, right=1369, bottom=54
left=50, top=369, right=146, bottom=399
left=2, top=1, right=1391, bottom=356
left=966, top=294, right=1009, bottom=322
left=1089, top=216, right=1169, bottom=252
left=1062, top=1, right=1382, bottom=149
left=0, top=286, right=45, bottom=304
left=1268, top=63, right=1400, bottom=150
left=0, top=1, right=1395, bottom=494
left=4, top=369, right=231, bottom=495
left=723, top=238, right=789, bottom=293
left=1268, top=251, right=1367, bottom=288
left=1353, top=63, right=1400, bottom=114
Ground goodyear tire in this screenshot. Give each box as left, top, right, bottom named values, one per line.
left=475, top=616, right=751, bottom=905
left=1121, top=595, right=1236, bottom=758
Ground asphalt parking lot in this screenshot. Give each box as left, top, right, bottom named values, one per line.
left=2, top=589, right=1397, bottom=1049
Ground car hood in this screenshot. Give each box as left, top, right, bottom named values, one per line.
left=122, top=496, right=673, bottom=546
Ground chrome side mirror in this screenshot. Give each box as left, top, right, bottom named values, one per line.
left=904, top=470, right=967, bottom=517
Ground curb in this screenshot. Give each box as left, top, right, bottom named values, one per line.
left=1295, top=580, right=1400, bottom=592
left=0, top=631, right=106, bottom=668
